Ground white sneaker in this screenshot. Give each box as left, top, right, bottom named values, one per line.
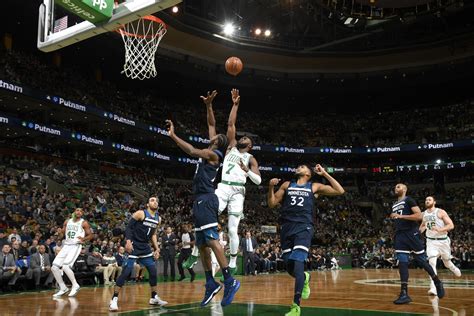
left=453, top=267, right=462, bottom=277
left=68, top=285, right=80, bottom=297
left=428, top=287, right=437, bottom=296
left=109, top=297, right=119, bottom=311
left=149, top=295, right=168, bottom=306
left=53, top=288, right=69, bottom=297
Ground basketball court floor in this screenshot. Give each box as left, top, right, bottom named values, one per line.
left=0, top=269, right=472, bottom=315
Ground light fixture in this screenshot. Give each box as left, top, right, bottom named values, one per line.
left=223, top=23, right=235, bottom=36
left=436, top=159, right=441, bottom=164
left=172, top=6, right=179, bottom=13
left=264, top=29, right=271, bottom=37
left=255, top=28, right=262, bottom=35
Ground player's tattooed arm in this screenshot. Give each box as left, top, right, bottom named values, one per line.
left=166, top=120, right=220, bottom=164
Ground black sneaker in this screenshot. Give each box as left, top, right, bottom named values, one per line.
left=178, top=276, right=186, bottom=281
left=434, top=280, right=445, bottom=299
left=393, top=292, right=412, bottom=304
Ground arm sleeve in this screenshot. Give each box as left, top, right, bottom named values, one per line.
left=247, top=170, right=261, bottom=185
left=125, top=218, right=138, bottom=241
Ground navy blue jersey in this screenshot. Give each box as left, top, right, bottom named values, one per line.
left=391, top=196, right=418, bottom=232
left=280, top=181, right=314, bottom=225
left=192, top=150, right=223, bottom=196
left=131, top=209, right=159, bottom=244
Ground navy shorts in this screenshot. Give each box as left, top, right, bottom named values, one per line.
left=280, top=222, right=313, bottom=261
left=129, top=242, right=153, bottom=258
left=196, top=227, right=219, bottom=247
left=193, top=193, right=219, bottom=230
left=394, top=230, right=425, bottom=254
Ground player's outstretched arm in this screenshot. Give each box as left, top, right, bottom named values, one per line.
left=268, top=179, right=289, bottom=208
left=200, top=90, right=218, bottom=139
left=166, top=120, right=219, bottom=164
left=239, top=157, right=261, bottom=185
left=312, top=164, right=345, bottom=196
left=226, top=88, right=240, bottom=148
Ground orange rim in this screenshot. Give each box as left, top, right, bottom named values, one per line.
left=116, top=15, right=167, bottom=39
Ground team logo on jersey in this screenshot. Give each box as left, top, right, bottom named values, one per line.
left=355, top=278, right=474, bottom=289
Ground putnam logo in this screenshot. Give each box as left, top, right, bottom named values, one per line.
left=0, top=116, right=8, bottom=124
left=178, top=157, right=199, bottom=164
left=376, top=147, right=401, bottom=153
left=28, top=123, right=61, bottom=136
left=58, top=98, right=86, bottom=112
left=72, top=133, right=103, bottom=146
left=104, top=112, right=136, bottom=126
left=252, top=145, right=261, bottom=151
left=112, top=143, right=139, bottom=154
left=427, top=143, right=454, bottom=149
left=146, top=151, right=170, bottom=161
left=276, top=147, right=305, bottom=154
left=0, top=80, right=23, bottom=93
left=330, top=148, right=352, bottom=154
left=259, top=166, right=273, bottom=171
left=189, top=136, right=210, bottom=144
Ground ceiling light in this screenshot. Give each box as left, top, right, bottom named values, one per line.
left=223, top=23, right=235, bottom=36
left=255, top=28, right=262, bottom=35
left=172, top=6, right=178, bottom=13
left=264, top=29, right=271, bottom=37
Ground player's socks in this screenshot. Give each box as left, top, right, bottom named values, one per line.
left=293, top=261, right=304, bottom=306
left=205, top=270, right=215, bottom=283
left=151, top=291, right=157, bottom=299
left=221, top=266, right=232, bottom=281
left=229, top=254, right=238, bottom=268
left=113, top=292, right=119, bottom=298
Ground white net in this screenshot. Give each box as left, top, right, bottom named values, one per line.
left=118, top=16, right=167, bottom=80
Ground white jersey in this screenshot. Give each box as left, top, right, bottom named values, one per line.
left=64, top=218, right=85, bottom=245
left=221, top=147, right=252, bottom=185
left=423, top=208, right=447, bottom=239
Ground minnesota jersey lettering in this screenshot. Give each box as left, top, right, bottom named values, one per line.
left=391, top=196, right=418, bottom=232
left=280, top=182, right=314, bottom=225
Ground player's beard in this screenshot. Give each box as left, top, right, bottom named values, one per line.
left=236, top=142, right=248, bottom=149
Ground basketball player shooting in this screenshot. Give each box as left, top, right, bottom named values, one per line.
left=420, top=196, right=461, bottom=296
left=166, top=107, right=240, bottom=307
left=52, top=208, right=93, bottom=298
left=183, top=89, right=261, bottom=274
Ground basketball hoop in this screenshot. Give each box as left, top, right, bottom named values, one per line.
left=117, top=15, right=166, bottom=80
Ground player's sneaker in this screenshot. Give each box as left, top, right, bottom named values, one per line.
left=149, top=295, right=168, bottom=306
left=285, top=303, right=301, bottom=316
left=221, top=278, right=240, bottom=307
left=68, top=285, right=80, bottom=297
left=393, top=291, right=412, bottom=304
left=302, top=272, right=311, bottom=300
left=109, top=297, right=119, bottom=311
left=183, top=255, right=198, bottom=269
left=201, top=282, right=222, bottom=307
left=453, top=267, right=461, bottom=277
left=53, top=287, right=69, bottom=297
left=434, top=280, right=445, bottom=298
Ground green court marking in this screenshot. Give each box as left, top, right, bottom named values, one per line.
left=118, top=303, right=428, bottom=316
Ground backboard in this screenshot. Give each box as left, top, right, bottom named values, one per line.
left=37, top=0, right=181, bottom=52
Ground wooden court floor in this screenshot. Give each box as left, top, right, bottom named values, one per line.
left=0, top=269, right=472, bottom=315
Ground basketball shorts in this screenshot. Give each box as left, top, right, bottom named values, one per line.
left=53, top=244, right=82, bottom=268
left=196, top=227, right=219, bottom=247
left=426, top=238, right=452, bottom=260
left=215, top=183, right=245, bottom=218
left=394, top=230, right=425, bottom=255
left=193, top=193, right=219, bottom=231
left=280, top=222, right=313, bottom=262
left=129, top=242, right=153, bottom=260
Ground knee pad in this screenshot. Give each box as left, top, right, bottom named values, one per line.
left=147, top=264, right=158, bottom=286
left=396, top=252, right=409, bottom=263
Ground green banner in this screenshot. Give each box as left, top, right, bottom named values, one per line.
left=55, top=0, right=114, bottom=24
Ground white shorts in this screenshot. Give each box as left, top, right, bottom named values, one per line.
left=215, top=183, right=245, bottom=217
left=426, top=238, right=452, bottom=261
left=53, top=244, right=82, bottom=268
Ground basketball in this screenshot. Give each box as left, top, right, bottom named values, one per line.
left=225, top=57, right=243, bottom=76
